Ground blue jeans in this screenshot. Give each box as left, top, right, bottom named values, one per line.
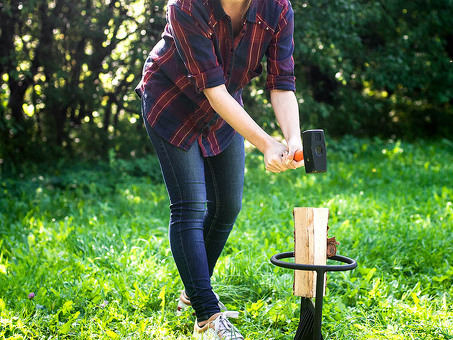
left=143, top=121, right=245, bottom=322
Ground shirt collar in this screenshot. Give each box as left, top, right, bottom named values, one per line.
left=211, top=0, right=258, bottom=23
left=244, top=0, right=257, bottom=23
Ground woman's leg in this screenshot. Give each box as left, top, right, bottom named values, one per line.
left=143, top=124, right=220, bottom=322
left=203, top=132, right=245, bottom=277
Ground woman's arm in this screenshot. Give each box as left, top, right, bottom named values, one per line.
left=203, top=85, right=292, bottom=172
left=270, top=89, right=303, bottom=169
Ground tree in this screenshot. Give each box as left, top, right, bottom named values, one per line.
left=0, top=0, right=166, bottom=168
left=1, top=0, right=452, bottom=172
left=290, top=0, right=453, bottom=137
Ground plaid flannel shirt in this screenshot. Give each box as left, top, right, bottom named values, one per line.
left=136, top=0, right=295, bottom=156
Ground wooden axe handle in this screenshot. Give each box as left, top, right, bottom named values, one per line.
left=294, top=150, right=304, bottom=162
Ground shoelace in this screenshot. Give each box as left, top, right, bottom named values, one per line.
left=213, top=312, right=244, bottom=340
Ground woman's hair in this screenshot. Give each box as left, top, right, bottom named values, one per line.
left=243, top=0, right=253, bottom=17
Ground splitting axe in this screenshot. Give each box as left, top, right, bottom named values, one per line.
left=293, top=129, right=327, bottom=174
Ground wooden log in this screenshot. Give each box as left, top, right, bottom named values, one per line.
left=293, top=207, right=329, bottom=297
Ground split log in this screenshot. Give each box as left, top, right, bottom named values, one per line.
left=293, top=207, right=329, bottom=298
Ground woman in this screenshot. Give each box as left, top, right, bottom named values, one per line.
left=136, top=0, right=303, bottom=338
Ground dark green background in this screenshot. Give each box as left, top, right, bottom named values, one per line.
left=1, top=0, right=452, bottom=170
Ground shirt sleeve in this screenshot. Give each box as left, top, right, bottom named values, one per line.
left=265, top=2, right=296, bottom=91
left=168, top=3, right=226, bottom=92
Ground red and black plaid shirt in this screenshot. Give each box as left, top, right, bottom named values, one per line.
left=136, top=0, right=295, bottom=156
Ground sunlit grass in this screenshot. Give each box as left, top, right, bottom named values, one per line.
left=1, top=137, right=452, bottom=339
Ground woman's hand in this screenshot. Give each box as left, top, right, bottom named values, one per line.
left=283, top=136, right=305, bottom=170
left=263, top=139, right=288, bottom=173
left=264, top=138, right=304, bottom=173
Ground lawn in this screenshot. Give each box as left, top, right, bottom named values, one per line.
left=1, top=137, right=452, bottom=339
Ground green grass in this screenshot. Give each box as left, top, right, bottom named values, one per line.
left=1, top=137, right=453, bottom=339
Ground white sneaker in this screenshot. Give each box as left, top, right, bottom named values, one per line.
left=193, top=312, right=244, bottom=340
left=177, top=290, right=227, bottom=313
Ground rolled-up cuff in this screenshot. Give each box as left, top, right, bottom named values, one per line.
left=266, top=74, right=296, bottom=91
left=188, top=66, right=226, bottom=92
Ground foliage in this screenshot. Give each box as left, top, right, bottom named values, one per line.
left=0, top=0, right=166, bottom=167
left=1, top=139, right=452, bottom=339
left=1, top=0, right=453, bottom=170
left=247, top=0, right=453, bottom=138
left=291, top=0, right=453, bottom=137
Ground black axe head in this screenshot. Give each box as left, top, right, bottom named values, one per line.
left=303, top=129, right=327, bottom=174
